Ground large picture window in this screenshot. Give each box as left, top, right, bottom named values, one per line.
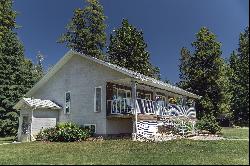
left=94, top=87, right=102, bottom=112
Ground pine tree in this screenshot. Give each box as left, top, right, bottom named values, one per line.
left=0, top=0, right=16, bottom=42
left=229, top=27, right=249, bottom=126
left=0, top=31, right=37, bottom=136
left=178, top=47, right=192, bottom=90
left=178, top=27, right=231, bottom=119
left=0, top=0, right=39, bottom=136
left=107, top=19, right=160, bottom=79
left=58, top=0, right=107, bottom=59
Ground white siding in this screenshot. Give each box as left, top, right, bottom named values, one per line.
left=31, top=109, right=59, bottom=136
left=30, top=54, right=128, bottom=135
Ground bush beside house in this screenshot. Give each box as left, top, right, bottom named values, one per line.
left=36, top=122, right=91, bottom=142
left=195, top=114, right=222, bottom=134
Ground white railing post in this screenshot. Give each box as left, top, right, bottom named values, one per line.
left=131, top=79, right=137, bottom=140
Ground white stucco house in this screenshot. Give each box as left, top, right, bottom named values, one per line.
left=14, top=50, right=201, bottom=142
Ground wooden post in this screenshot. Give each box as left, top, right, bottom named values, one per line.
left=131, top=79, right=137, bottom=141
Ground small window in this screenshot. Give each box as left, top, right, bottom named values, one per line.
left=84, top=124, right=96, bottom=134
left=145, top=94, right=152, bottom=100
left=65, top=91, right=71, bottom=114
left=94, top=87, right=102, bottom=112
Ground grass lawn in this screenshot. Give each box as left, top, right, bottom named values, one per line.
left=221, top=127, right=249, bottom=139
left=0, top=139, right=248, bottom=165
left=0, top=127, right=248, bottom=165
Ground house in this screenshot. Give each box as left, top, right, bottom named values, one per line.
left=14, top=50, right=201, bottom=142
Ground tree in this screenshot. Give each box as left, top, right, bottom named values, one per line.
left=58, top=0, right=107, bottom=59
left=229, top=27, right=249, bottom=126
left=0, top=0, right=16, bottom=42
left=0, top=1, right=40, bottom=136
left=178, top=27, right=231, bottom=119
left=107, top=19, right=160, bottom=79
left=178, top=47, right=192, bottom=90
left=33, top=51, right=45, bottom=82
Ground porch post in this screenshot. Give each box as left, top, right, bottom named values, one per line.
left=131, top=79, right=137, bottom=141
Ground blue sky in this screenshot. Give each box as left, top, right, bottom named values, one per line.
left=13, top=0, right=249, bottom=83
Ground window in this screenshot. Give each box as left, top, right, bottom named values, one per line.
left=145, top=94, right=152, bottom=100
left=137, top=92, right=143, bottom=99
left=65, top=91, right=71, bottom=114
left=94, top=87, right=102, bottom=112
left=84, top=124, right=96, bottom=134
left=118, top=89, right=126, bottom=99
left=112, top=87, right=131, bottom=99
left=156, top=94, right=167, bottom=106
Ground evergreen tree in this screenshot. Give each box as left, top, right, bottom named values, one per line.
left=178, top=47, right=192, bottom=90
left=0, top=31, right=37, bottom=136
left=58, top=0, right=107, bottom=59
left=107, top=19, right=160, bottom=79
left=229, top=27, right=249, bottom=126
left=0, top=0, right=16, bottom=42
left=178, top=27, right=231, bottom=119
left=0, top=0, right=39, bottom=136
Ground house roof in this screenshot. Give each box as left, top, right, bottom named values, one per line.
left=24, top=50, right=201, bottom=99
left=14, top=98, right=61, bottom=110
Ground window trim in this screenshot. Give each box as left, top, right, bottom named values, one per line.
left=94, top=86, right=102, bottom=113
left=84, top=124, right=96, bottom=133
left=64, top=91, right=71, bottom=114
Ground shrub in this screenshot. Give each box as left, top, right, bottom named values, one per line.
left=158, top=125, right=179, bottom=135
left=36, top=122, right=91, bottom=142
left=196, top=114, right=221, bottom=134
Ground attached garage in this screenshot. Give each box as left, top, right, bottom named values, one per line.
left=14, top=98, right=61, bottom=142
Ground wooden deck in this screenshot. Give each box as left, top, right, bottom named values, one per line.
left=107, top=114, right=157, bottom=120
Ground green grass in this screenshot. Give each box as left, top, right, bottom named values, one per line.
left=0, top=139, right=249, bottom=165
left=221, top=127, right=249, bottom=139
left=0, top=137, right=14, bottom=144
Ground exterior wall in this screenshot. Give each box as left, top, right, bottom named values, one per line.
left=18, top=108, right=59, bottom=141
left=30, top=54, right=128, bottom=135
left=18, top=109, right=32, bottom=142
left=106, top=118, right=133, bottom=135
left=31, top=109, right=59, bottom=136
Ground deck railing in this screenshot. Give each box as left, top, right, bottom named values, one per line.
left=107, top=98, right=196, bottom=118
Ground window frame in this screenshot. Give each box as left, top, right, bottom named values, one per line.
left=64, top=91, right=71, bottom=114
left=83, top=124, right=96, bottom=133
left=94, top=86, right=102, bottom=113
